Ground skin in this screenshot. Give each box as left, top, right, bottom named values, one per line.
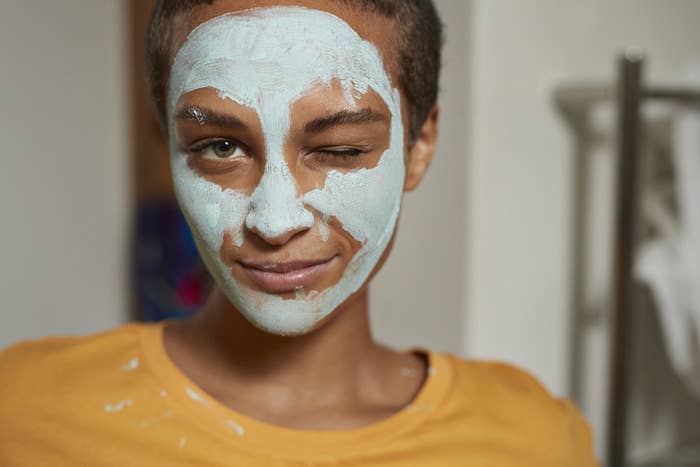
left=163, top=0, right=440, bottom=430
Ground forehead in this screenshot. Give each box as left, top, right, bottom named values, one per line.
left=169, top=7, right=396, bottom=117
left=167, top=0, right=400, bottom=87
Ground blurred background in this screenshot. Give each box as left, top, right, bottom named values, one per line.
left=2, top=1, right=700, bottom=465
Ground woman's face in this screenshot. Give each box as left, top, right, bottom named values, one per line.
left=168, top=6, right=406, bottom=335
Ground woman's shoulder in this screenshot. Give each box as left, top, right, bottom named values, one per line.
left=436, top=352, right=599, bottom=466
left=453, top=356, right=557, bottom=400
left=440, top=353, right=566, bottom=406
left=0, top=322, right=164, bottom=454
left=0, top=322, right=150, bottom=399
left=1, top=322, right=145, bottom=366
left=434, top=352, right=552, bottom=399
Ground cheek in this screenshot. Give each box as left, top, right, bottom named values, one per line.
left=303, top=159, right=404, bottom=248
left=172, top=155, right=250, bottom=254
left=302, top=101, right=406, bottom=250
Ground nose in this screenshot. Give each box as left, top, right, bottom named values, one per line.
left=246, top=221, right=310, bottom=246
left=245, top=160, right=315, bottom=245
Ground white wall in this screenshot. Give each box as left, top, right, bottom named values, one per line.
left=0, top=1, right=129, bottom=347
left=464, top=0, right=700, bottom=460
left=371, top=0, right=470, bottom=354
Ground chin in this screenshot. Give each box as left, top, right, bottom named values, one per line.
left=260, top=286, right=371, bottom=337
left=236, top=307, right=324, bottom=336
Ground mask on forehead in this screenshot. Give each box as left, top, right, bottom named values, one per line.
left=168, top=6, right=405, bottom=335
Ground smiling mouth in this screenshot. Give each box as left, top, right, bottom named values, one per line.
left=236, top=257, right=335, bottom=293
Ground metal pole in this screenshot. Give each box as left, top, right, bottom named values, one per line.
left=644, top=88, right=700, bottom=103
left=607, top=52, right=644, bottom=467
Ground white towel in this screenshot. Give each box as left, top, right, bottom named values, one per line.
left=635, top=71, right=700, bottom=397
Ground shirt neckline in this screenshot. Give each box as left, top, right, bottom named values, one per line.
left=138, top=319, right=454, bottom=459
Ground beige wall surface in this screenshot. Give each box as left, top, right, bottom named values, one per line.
left=464, top=0, right=700, bottom=460
left=370, top=0, right=470, bottom=354
left=0, top=1, right=129, bottom=347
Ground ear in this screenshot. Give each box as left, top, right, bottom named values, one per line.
left=404, top=105, right=439, bottom=192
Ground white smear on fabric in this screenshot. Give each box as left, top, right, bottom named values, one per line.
left=160, top=389, right=168, bottom=397
left=185, top=387, right=209, bottom=406
left=121, top=357, right=139, bottom=371
left=179, top=437, right=187, bottom=449
left=406, top=403, right=436, bottom=413
left=427, top=367, right=437, bottom=376
left=104, top=399, right=133, bottom=412
left=139, top=409, right=173, bottom=428
left=168, top=7, right=405, bottom=335
left=224, top=419, right=245, bottom=436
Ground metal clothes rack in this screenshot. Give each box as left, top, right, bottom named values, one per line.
left=607, top=52, right=700, bottom=467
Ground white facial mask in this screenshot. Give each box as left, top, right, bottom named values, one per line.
left=168, top=7, right=405, bottom=335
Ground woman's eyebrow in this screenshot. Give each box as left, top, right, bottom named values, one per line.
left=303, top=108, right=388, bottom=134
left=174, top=105, right=246, bottom=128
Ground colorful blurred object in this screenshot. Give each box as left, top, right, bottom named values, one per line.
left=133, top=200, right=211, bottom=321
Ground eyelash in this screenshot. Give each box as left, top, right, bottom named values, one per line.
left=189, top=138, right=242, bottom=154
left=188, top=139, right=366, bottom=160
left=315, top=148, right=365, bottom=158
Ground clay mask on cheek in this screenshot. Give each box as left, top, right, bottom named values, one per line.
left=168, top=7, right=405, bottom=335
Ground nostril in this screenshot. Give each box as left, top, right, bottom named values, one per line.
left=246, top=222, right=309, bottom=246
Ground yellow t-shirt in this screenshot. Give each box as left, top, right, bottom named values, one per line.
left=0, top=321, right=599, bottom=466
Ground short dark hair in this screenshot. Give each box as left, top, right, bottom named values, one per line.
left=146, top=0, right=443, bottom=142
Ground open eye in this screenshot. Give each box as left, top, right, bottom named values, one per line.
left=210, top=139, right=245, bottom=159
left=191, top=139, right=246, bottom=160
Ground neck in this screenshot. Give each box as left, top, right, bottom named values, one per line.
left=164, top=285, right=429, bottom=429
left=174, top=285, right=389, bottom=401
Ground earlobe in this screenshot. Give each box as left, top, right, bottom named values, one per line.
left=404, top=105, right=440, bottom=192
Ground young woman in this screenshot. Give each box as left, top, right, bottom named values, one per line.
left=0, top=1, right=599, bottom=465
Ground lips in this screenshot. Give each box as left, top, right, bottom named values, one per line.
left=237, top=257, right=335, bottom=293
